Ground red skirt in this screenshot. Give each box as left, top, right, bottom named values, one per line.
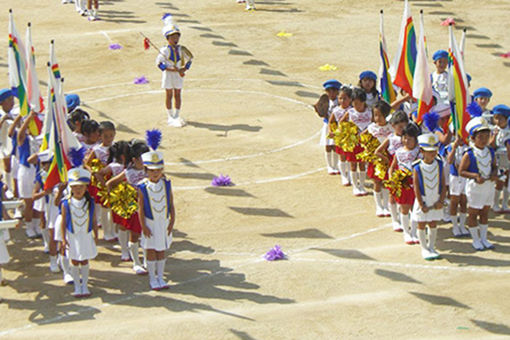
left=125, top=212, right=142, bottom=234
left=335, top=146, right=345, bottom=155
left=396, top=186, right=415, bottom=205
left=344, top=144, right=364, bottom=162
left=112, top=212, right=128, bottom=228
left=89, top=184, right=99, bottom=201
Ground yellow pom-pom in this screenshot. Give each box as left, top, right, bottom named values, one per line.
left=333, top=121, right=359, bottom=152
left=108, top=182, right=138, bottom=219
left=383, top=168, right=412, bottom=198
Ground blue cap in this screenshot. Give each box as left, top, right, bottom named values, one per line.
left=0, top=88, right=13, bottom=103
left=65, top=94, right=80, bottom=112
left=473, top=87, right=493, bottom=99
left=492, top=104, right=510, bottom=118
left=433, top=50, right=448, bottom=61
left=359, top=71, right=377, bottom=81
left=322, top=79, right=342, bottom=90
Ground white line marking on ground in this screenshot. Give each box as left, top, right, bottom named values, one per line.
left=292, top=258, right=510, bottom=274
left=173, top=167, right=325, bottom=191
left=101, top=31, right=113, bottom=43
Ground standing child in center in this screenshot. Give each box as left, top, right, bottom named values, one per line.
left=139, top=130, right=175, bottom=290
left=447, top=137, right=470, bottom=237
left=157, top=14, right=193, bottom=128
left=413, top=133, right=446, bottom=260
left=358, top=71, right=379, bottom=108
left=340, top=88, right=372, bottom=196
left=61, top=148, right=98, bottom=297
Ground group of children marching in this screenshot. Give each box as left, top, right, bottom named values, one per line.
left=61, top=0, right=100, bottom=21
left=315, top=49, right=509, bottom=261
left=0, top=89, right=176, bottom=300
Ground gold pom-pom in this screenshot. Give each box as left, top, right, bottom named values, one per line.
left=356, top=132, right=380, bottom=163
left=105, top=182, right=138, bottom=219
left=383, top=168, right=412, bottom=198
left=88, top=158, right=104, bottom=189
left=332, top=121, right=359, bottom=152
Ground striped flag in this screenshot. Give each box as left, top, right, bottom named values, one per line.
left=378, top=10, right=396, bottom=104
left=413, top=11, right=434, bottom=123
left=25, top=23, right=44, bottom=136
left=43, top=63, right=81, bottom=190
left=390, top=0, right=417, bottom=96
left=448, top=25, right=471, bottom=141
left=8, top=10, right=29, bottom=118
left=50, top=40, right=61, bottom=83
left=40, top=64, right=55, bottom=152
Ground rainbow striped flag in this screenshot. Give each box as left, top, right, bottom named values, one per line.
left=43, top=63, right=81, bottom=190
left=50, top=40, right=61, bottom=80
left=8, top=11, right=29, bottom=118
left=413, top=11, right=434, bottom=123
left=25, top=23, right=45, bottom=130
left=390, top=0, right=417, bottom=97
left=448, top=25, right=471, bottom=141
left=378, top=10, right=396, bottom=104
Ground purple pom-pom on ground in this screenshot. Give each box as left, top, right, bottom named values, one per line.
left=134, top=76, right=149, bottom=85
left=211, top=174, right=234, bottom=187
left=109, top=43, right=122, bottom=50
left=264, top=245, right=285, bottom=261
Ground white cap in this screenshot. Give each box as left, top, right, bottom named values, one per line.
left=162, top=14, right=180, bottom=37
left=38, top=150, right=53, bottom=163
left=465, top=117, right=490, bottom=136
left=67, top=167, right=91, bottom=186
left=141, top=151, right=164, bottom=169
left=434, top=103, right=451, bottom=118
left=418, top=133, right=439, bottom=151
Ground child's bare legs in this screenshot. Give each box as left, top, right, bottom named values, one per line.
left=128, top=231, right=146, bottom=274
left=2, top=157, right=11, bottom=193
left=165, top=89, right=173, bottom=111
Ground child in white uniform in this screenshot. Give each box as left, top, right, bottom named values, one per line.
left=316, top=79, right=340, bottom=175
left=358, top=71, right=379, bottom=108
left=459, top=117, right=497, bottom=251
left=490, top=105, right=510, bottom=213
left=61, top=148, right=98, bottom=297
left=157, top=14, right=193, bottom=128
left=0, top=180, right=10, bottom=294
left=447, top=138, right=470, bottom=237
left=431, top=50, right=449, bottom=104
left=413, top=134, right=446, bottom=260
left=0, top=89, right=17, bottom=194
left=139, top=130, right=175, bottom=290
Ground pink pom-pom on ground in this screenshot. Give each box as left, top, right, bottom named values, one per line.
left=264, top=245, right=285, bottom=261
left=441, top=18, right=456, bottom=26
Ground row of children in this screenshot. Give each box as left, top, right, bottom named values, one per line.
left=314, top=54, right=509, bottom=260
left=61, top=0, right=99, bottom=21
left=0, top=88, right=176, bottom=299
left=236, top=0, right=256, bottom=11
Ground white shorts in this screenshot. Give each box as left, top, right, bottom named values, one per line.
left=17, top=165, right=36, bottom=198
left=449, top=175, right=467, bottom=196
left=11, top=156, right=19, bottom=180
left=466, top=179, right=495, bottom=210
left=412, top=201, right=443, bottom=222
left=162, top=71, right=184, bottom=89
left=34, top=197, right=46, bottom=213
left=319, top=122, right=334, bottom=146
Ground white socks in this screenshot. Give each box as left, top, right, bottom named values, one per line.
left=118, top=229, right=129, bottom=260
left=479, top=224, right=494, bottom=249
left=468, top=227, right=483, bottom=250
left=156, top=259, right=166, bottom=282
left=339, top=161, right=350, bottom=185
left=358, top=171, right=366, bottom=193
left=503, top=189, right=509, bottom=210
left=401, top=213, right=411, bottom=243
left=459, top=213, right=468, bottom=234
left=381, top=189, right=389, bottom=211
left=41, top=228, right=50, bottom=252
left=174, top=109, right=181, bottom=118
left=71, top=265, right=81, bottom=295
left=374, top=191, right=384, bottom=216
left=128, top=241, right=142, bottom=267
left=80, top=264, right=90, bottom=294
left=100, top=206, right=114, bottom=241
left=494, top=189, right=502, bottom=210
left=147, top=260, right=157, bottom=288
left=49, top=255, right=59, bottom=272
left=350, top=171, right=359, bottom=194
left=325, top=151, right=334, bottom=172
left=452, top=215, right=460, bottom=236
left=390, top=203, right=400, bottom=230
left=428, top=227, right=437, bottom=253
left=418, top=229, right=428, bottom=255
left=331, top=152, right=339, bottom=172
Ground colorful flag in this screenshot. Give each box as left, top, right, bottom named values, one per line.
left=413, top=11, right=434, bottom=123
left=40, top=64, right=55, bottom=153
left=390, top=0, right=417, bottom=96
left=43, top=64, right=81, bottom=190
left=8, top=10, right=28, bottom=117
left=448, top=25, right=471, bottom=141
left=378, top=10, right=396, bottom=104
left=25, top=22, right=45, bottom=134
left=50, top=40, right=61, bottom=80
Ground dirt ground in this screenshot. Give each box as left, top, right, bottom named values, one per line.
left=1, top=0, right=510, bottom=338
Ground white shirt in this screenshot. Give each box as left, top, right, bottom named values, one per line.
left=367, top=123, right=394, bottom=143
left=431, top=71, right=449, bottom=103
left=396, top=146, right=421, bottom=171
left=348, top=107, right=372, bottom=132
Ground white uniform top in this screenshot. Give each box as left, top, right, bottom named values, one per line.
left=125, top=167, right=146, bottom=186
left=431, top=71, right=449, bottom=103
left=366, top=92, right=378, bottom=108
left=81, top=142, right=98, bottom=157
left=140, top=178, right=173, bottom=251
left=472, top=146, right=493, bottom=179
left=367, top=123, right=394, bottom=143
left=387, top=133, right=403, bottom=156
left=156, top=45, right=193, bottom=70
left=0, top=107, right=18, bottom=157
left=396, top=146, right=421, bottom=171
left=331, top=106, right=350, bottom=123
left=348, top=107, right=372, bottom=132
left=45, top=186, right=61, bottom=230
left=494, top=126, right=510, bottom=165
left=416, top=160, right=441, bottom=205
left=66, top=197, right=97, bottom=261
left=92, top=144, right=110, bottom=165
left=107, top=162, right=125, bottom=177
left=450, top=144, right=469, bottom=171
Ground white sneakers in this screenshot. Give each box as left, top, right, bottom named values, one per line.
left=88, top=9, right=99, bottom=21
left=167, top=110, right=186, bottom=128
left=134, top=265, right=148, bottom=275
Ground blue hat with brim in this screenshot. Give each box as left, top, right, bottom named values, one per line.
left=323, top=79, right=342, bottom=90
left=473, top=87, right=493, bottom=99
left=65, top=94, right=80, bottom=112
left=359, top=71, right=377, bottom=81
left=0, top=88, right=13, bottom=103
left=492, top=104, right=510, bottom=118
left=433, top=50, right=448, bottom=61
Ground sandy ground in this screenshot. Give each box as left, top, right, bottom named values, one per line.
left=1, top=0, right=510, bottom=338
